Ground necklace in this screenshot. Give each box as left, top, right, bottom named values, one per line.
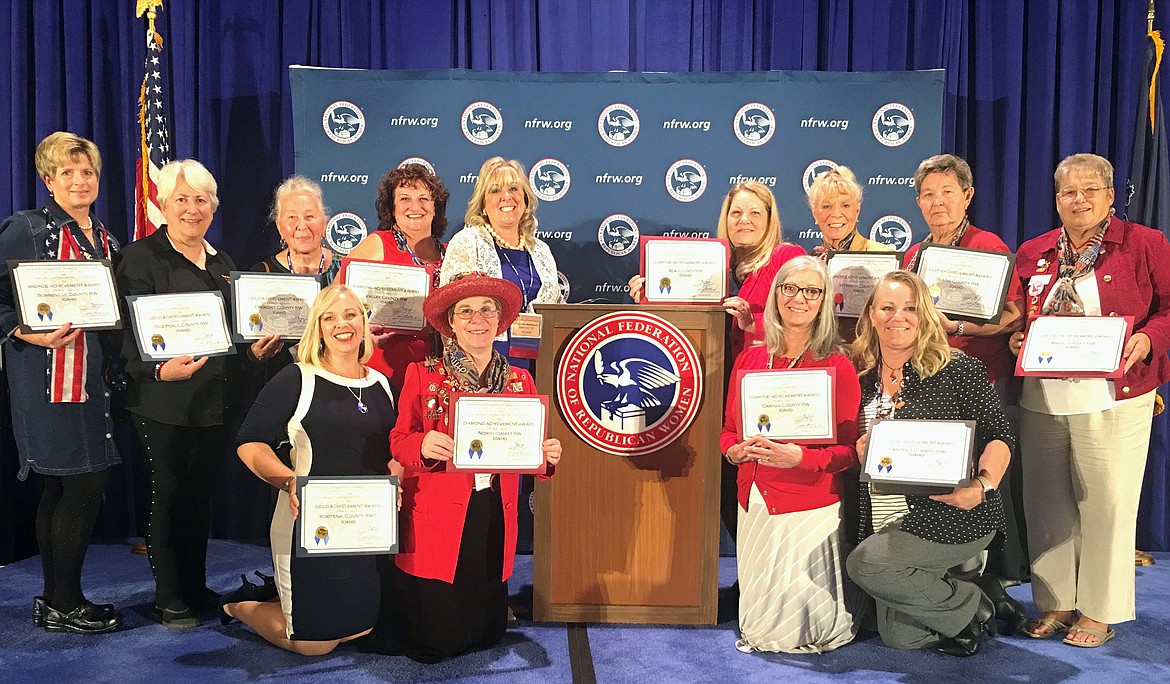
left=498, top=246, right=535, bottom=309
left=286, top=249, right=326, bottom=275
left=485, top=223, right=522, bottom=250
left=324, top=360, right=369, bottom=413
left=767, top=341, right=811, bottom=369
left=346, top=383, right=368, bottom=414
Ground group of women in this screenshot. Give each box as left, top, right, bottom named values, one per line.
left=0, top=132, right=563, bottom=661
left=709, top=152, right=1170, bottom=656
left=2, top=130, right=1166, bottom=660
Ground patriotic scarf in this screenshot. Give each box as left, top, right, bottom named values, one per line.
left=1041, top=217, right=1109, bottom=316
left=810, top=230, right=858, bottom=260
left=40, top=207, right=112, bottom=403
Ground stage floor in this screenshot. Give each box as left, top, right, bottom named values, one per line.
left=0, top=540, right=1167, bottom=683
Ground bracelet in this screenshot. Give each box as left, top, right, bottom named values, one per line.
left=153, top=361, right=166, bottom=381
left=955, top=320, right=966, bottom=336
left=280, top=475, right=295, bottom=493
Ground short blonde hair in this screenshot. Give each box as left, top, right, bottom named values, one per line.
left=270, top=175, right=329, bottom=223
left=35, top=132, right=102, bottom=180
left=807, top=166, right=863, bottom=212
left=716, top=181, right=783, bottom=278
left=297, top=285, right=373, bottom=367
left=157, top=159, right=220, bottom=212
left=464, top=157, right=539, bottom=248
left=851, top=270, right=954, bottom=379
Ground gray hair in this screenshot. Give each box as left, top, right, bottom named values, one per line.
left=1054, top=153, right=1114, bottom=192
left=913, top=154, right=973, bottom=194
left=762, top=255, right=840, bottom=360
left=157, top=159, right=219, bottom=212
left=270, top=175, right=329, bottom=223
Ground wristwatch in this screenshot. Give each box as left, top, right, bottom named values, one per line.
left=976, top=474, right=996, bottom=501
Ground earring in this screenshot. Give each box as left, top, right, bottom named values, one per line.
left=278, top=236, right=288, bottom=250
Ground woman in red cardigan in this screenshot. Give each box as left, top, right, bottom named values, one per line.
left=385, top=273, right=561, bottom=663
left=720, top=255, right=861, bottom=653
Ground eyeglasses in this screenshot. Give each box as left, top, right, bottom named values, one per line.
left=778, top=283, right=824, bottom=301
left=1056, top=186, right=1106, bottom=202
left=453, top=306, right=501, bottom=320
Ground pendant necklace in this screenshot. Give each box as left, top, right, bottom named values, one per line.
left=347, top=383, right=368, bottom=414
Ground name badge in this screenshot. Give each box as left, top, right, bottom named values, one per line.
left=508, top=312, right=542, bottom=359
left=1027, top=274, right=1052, bottom=297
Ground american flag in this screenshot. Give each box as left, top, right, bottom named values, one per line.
left=135, top=26, right=172, bottom=240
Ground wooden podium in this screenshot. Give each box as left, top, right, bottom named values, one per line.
left=532, top=303, right=725, bottom=624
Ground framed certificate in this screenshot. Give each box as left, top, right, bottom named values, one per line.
left=125, top=291, right=235, bottom=361
left=1015, top=315, right=1133, bottom=378
left=736, top=367, right=836, bottom=444
left=860, top=419, right=976, bottom=495
left=826, top=252, right=903, bottom=317
left=8, top=259, right=122, bottom=332
left=445, top=393, right=549, bottom=473
left=341, top=258, right=431, bottom=332
left=914, top=243, right=1015, bottom=324
left=229, top=271, right=320, bottom=342
left=293, top=475, right=398, bottom=557
left=639, top=236, right=730, bottom=304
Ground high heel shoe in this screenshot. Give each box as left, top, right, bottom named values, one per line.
left=33, top=596, right=48, bottom=628
left=935, top=592, right=994, bottom=657
left=218, top=572, right=279, bottom=626
left=972, top=574, right=1028, bottom=637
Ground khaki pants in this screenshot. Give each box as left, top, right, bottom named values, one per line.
left=1020, top=390, right=1155, bottom=624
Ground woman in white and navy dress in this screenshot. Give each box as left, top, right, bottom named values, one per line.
left=225, top=284, right=397, bottom=656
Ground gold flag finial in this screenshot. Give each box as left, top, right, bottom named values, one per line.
left=136, top=0, right=164, bottom=34
left=1150, top=0, right=1156, bottom=33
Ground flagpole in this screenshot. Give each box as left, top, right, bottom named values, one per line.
left=1150, top=0, right=1156, bottom=33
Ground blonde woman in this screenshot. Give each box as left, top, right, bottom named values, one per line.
left=440, top=157, right=563, bottom=371
left=225, top=285, right=397, bottom=655
left=806, top=166, right=892, bottom=255
left=846, top=270, right=1023, bottom=657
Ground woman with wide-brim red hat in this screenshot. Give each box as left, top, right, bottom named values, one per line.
left=370, top=272, right=561, bottom=663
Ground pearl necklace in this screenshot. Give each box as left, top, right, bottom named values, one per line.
left=485, top=223, right=523, bottom=250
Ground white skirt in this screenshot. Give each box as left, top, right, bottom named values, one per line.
left=736, top=498, right=859, bottom=654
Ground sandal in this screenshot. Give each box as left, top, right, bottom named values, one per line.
left=1025, top=615, right=1073, bottom=639
left=1063, top=625, right=1115, bottom=648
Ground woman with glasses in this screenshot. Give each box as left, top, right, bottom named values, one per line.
left=1009, top=153, right=1170, bottom=647
left=847, top=270, right=1024, bottom=657
left=374, top=272, right=561, bottom=662
left=720, top=256, right=861, bottom=653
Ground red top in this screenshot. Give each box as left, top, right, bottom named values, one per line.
left=341, top=230, right=440, bottom=393
left=1015, top=216, right=1170, bottom=400
left=390, top=359, right=553, bottom=583
left=720, top=345, right=861, bottom=514
left=903, top=226, right=1023, bottom=383
left=732, top=243, right=806, bottom=359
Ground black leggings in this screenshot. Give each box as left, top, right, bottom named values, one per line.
left=35, top=469, right=110, bottom=613
left=133, top=415, right=224, bottom=610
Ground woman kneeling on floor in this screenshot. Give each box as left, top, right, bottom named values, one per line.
left=223, top=284, right=398, bottom=655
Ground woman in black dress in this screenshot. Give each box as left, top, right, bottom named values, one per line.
left=225, top=284, right=397, bottom=655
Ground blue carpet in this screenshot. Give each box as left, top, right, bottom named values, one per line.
left=1, top=541, right=1167, bottom=682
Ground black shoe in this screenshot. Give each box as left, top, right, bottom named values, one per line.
left=43, top=602, right=122, bottom=635
left=149, top=604, right=200, bottom=629
left=33, top=596, right=48, bottom=628
left=183, top=587, right=223, bottom=616
left=972, top=574, right=1028, bottom=637
left=935, top=593, right=994, bottom=657
left=219, top=573, right=279, bottom=626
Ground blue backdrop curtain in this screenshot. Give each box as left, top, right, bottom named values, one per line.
left=2, top=0, right=1169, bottom=560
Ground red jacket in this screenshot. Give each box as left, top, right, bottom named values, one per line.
left=390, top=359, right=552, bottom=583
left=903, top=226, right=1024, bottom=384
left=732, top=243, right=806, bottom=358
left=1015, top=216, right=1170, bottom=400
left=719, top=345, right=861, bottom=514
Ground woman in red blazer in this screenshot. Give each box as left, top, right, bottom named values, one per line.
left=385, top=272, right=560, bottom=663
